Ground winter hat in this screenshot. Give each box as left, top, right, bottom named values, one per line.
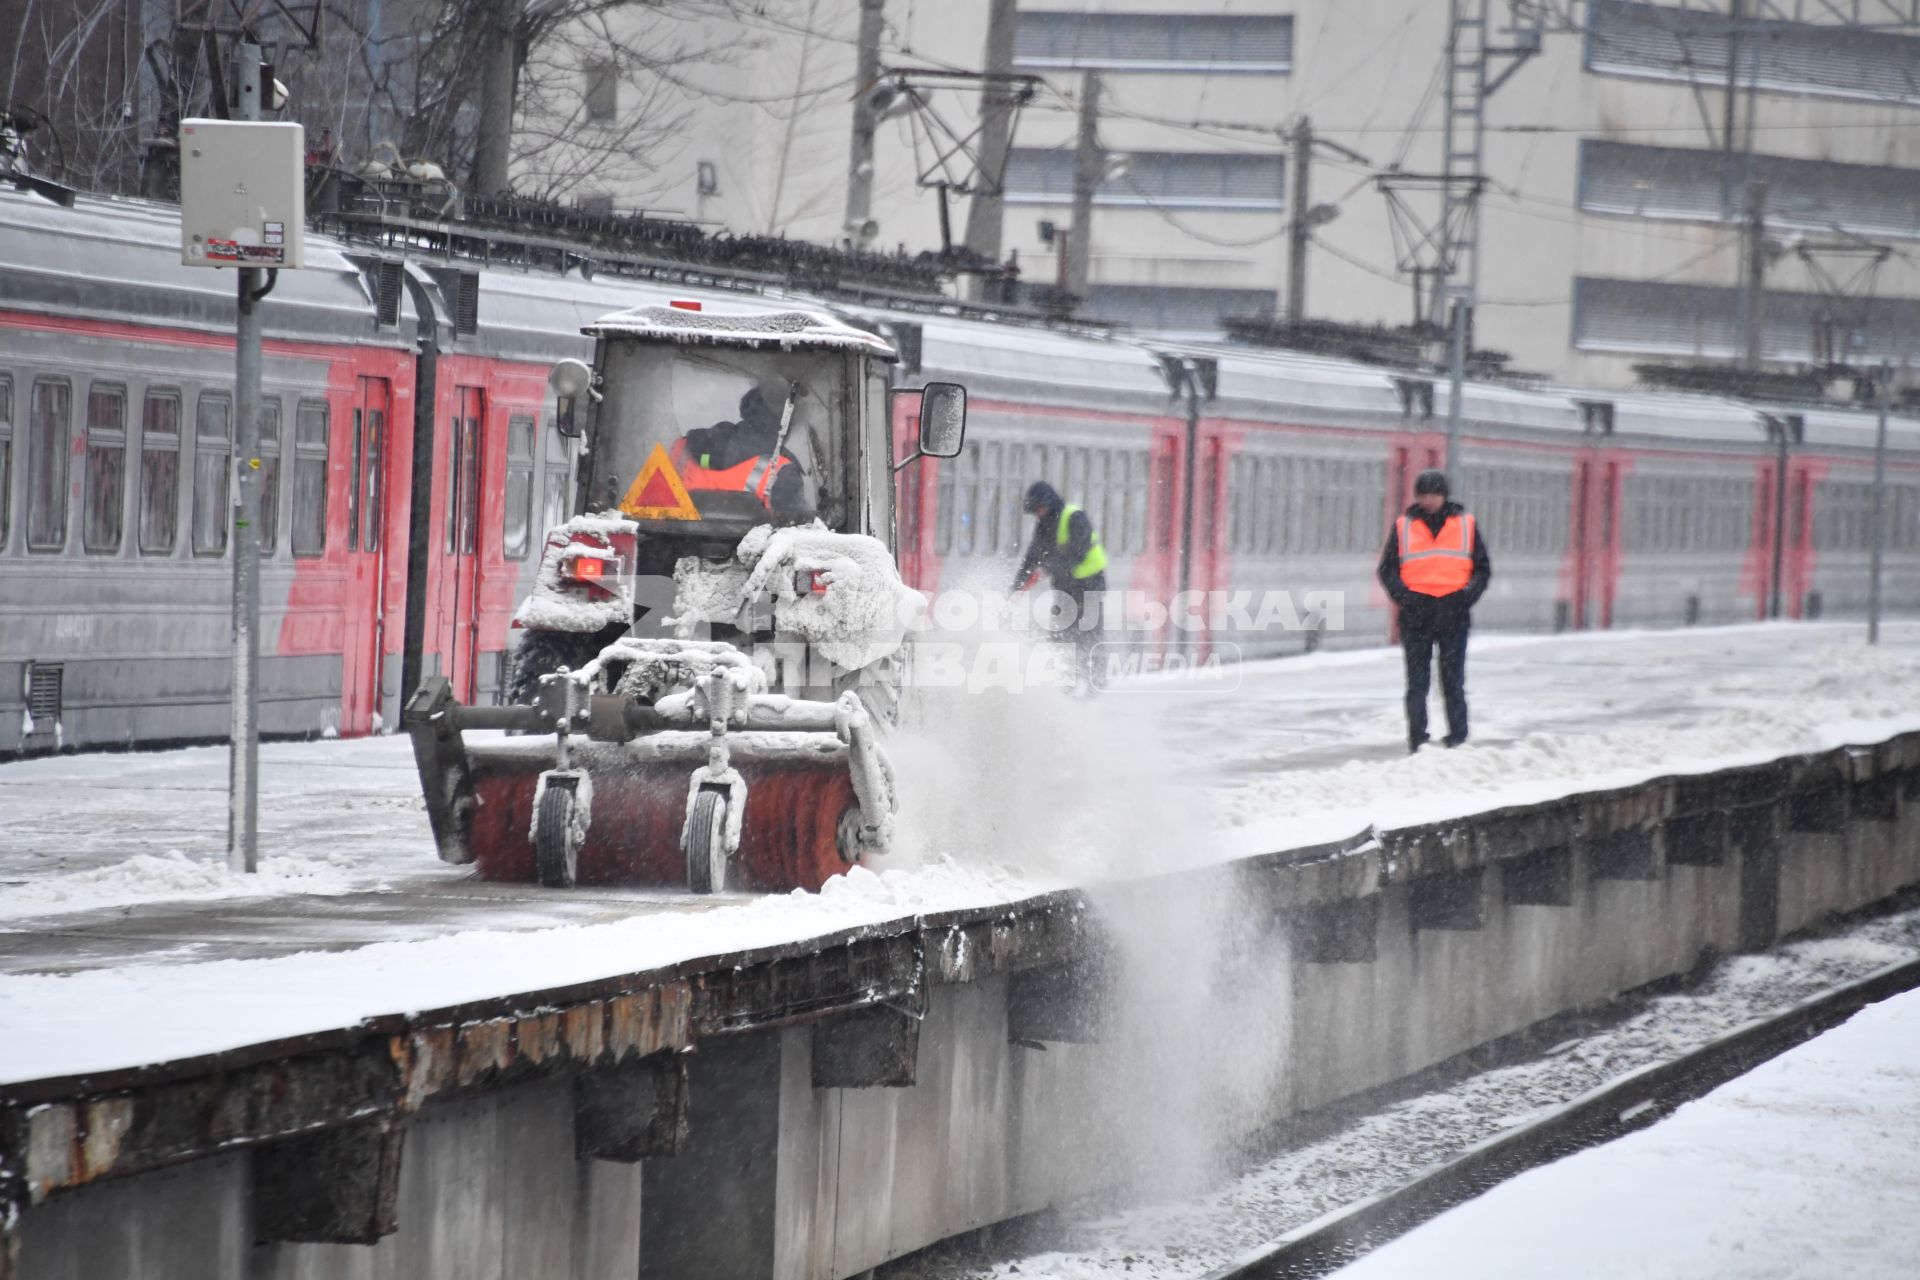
left=1023, top=480, right=1063, bottom=514
left=1414, top=469, right=1450, bottom=497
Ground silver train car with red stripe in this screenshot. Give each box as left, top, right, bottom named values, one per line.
left=4, top=186, right=1918, bottom=754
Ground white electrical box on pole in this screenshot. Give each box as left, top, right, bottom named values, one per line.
left=178, top=51, right=305, bottom=873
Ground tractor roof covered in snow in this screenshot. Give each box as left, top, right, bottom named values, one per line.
left=583, top=305, right=897, bottom=358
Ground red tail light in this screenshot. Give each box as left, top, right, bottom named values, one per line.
left=561, top=554, right=608, bottom=585
left=670, top=299, right=703, bottom=311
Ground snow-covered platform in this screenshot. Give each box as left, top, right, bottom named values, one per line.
left=6, top=623, right=1920, bottom=1280
left=1330, top=984, right=1920, bottom=1280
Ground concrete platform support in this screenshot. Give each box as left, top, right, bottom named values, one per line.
left=15, top=1084, right=643, bottom=1280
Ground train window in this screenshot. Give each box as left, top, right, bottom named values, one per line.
left=0, top=377, right=10, bottom=552
left=192, top=392, right=231, bottom=557
left=138, top=390, right=181, bottom=555
left=1130, top=451, right=1150, bottom=554
left=257, top=401, right=281, bottom=555
left=980, top=441, right=1002, bottom=556
left=292, top=399, right=329, bottom=558
left=1003, top=443, right=1027, bottom=555
left=504, top=415, right=535, bottom=560
left=364, top=405, right=386, bottom=552
left=543, top=419, right=573, bottom=535
left=351, top=409, right=365, bottom=553
left=934, top=448, right=955, bottom=555
left=27, top=378, right=72, bottom=552
left=83, top=384, right=127, bottom=554
left=956, top=443, right=979, bottom=556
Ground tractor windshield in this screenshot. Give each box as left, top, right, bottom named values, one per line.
left=588, top=340, right=853, bottom=531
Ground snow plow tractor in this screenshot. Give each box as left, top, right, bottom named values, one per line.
left=405, top=303, right=966, bottom=893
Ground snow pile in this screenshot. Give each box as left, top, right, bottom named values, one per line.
left=739, top=524, right=925, bottom=670
left=669, top=553, right=752, bottom=628
left=0, top=850, right=364, bottom=919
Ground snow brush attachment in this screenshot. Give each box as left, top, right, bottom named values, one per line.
left=403, top=636, right=897, bottom=895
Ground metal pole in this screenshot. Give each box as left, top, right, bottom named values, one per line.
left=843, top=0, right=884, bottom=239
left=1064, top=69, right=1101, bottom=300
left=962, top=0, right=1018, bottom=267
left=1286, top=116, right=1311, bottom=324
left=1869, top=361, right=1891, bottom=645
left=1445, top=299, right=1468, bottom=475
left=228, top=41, right=264, bottom=873
left=1742, top=179, right=1768, bottom=369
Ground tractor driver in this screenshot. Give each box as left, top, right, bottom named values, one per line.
left=669, top=377, right=812, bottom=517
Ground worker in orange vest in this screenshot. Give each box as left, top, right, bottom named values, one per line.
left=1378, top=469, right=1492, bottom=752
left=668, top=380, right=811, bottom=517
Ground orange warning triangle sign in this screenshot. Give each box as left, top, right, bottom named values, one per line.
left=619, top=443, right=701, bottom=521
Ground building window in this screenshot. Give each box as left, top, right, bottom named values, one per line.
left=1572, top=276, right=1920, bottom=365
left=193, top=392, right=231, bottom=556
left=292, top=399, right=329, bottom=558
left=1014, top=12, right=1293, bottom=74
left=1586, top=0, right=1920, bottom=107
left=84, top=383, right=126, bottom=554
left=257, top=400, right=281, bottom=554
left=139, top=390, right=181, bottom=555
left=505, top=414, right=535, bottom=559
left=1578, top=139, right=1920, bottom=241
left=1004, top=148, right=1285, bottom=211
left=583, top=59, right=618, bottom=122
left=27, top=378, right=71, bottom=551
left=0, top=377, right=12, bottom=551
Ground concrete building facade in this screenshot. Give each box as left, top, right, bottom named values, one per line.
left=576, top=1, right=1920, bottom=389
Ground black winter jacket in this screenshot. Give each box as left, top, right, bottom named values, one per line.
left=1014, top=481, right=1104, bottom=593
left=1377, top=501, right=1492, bottom=632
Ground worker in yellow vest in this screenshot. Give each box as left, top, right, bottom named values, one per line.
left=1014, top=480, right=1109, bottom=693
left=1378, top=470, right=1492, bottom=752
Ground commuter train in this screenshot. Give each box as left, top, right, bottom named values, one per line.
left=4, top=185, right=1918, bottom=755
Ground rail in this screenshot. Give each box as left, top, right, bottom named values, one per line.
left=1205, top=953, right=1920, bottom=1280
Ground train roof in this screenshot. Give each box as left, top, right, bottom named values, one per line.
left=0, top=187, right=413, bottom=348
left=869, top=306, right=1171, bottom=412
left=583, top=304, right=896, bottom=357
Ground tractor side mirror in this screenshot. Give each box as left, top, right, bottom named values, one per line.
left=918, top=381, right=966, bottom=458
left=549, top=358, right=594, bottom=438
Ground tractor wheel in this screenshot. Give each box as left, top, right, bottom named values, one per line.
left=507, top=627, right=619, bottom=705
left=534, top=784, right=580, bottom=888
left=685, top=790, right=729, bottom=895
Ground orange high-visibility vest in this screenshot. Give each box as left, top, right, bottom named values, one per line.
left=667, top=439, right=792, bottom=507
left=1396, top=512, right=1476, bottom=597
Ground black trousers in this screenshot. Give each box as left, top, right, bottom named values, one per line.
left=1054, top=576, right=1107, bottom=691
left=1403, top=624, right=1469, bottom=745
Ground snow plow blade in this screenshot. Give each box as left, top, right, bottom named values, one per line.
left=405, top=664, right=892, bottom=894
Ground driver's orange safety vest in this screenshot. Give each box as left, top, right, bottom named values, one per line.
left=667, top=439, right=793, bottom=507
left=1395, top=512, right=1476, bottom=597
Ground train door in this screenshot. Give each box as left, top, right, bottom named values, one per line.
left=1783, top=462, right=1815, bottom=618
left=341, top=376, right=392, bottom=734
left=444, top=385, right=486, bottom=701
left=1190, top=433, right=1228, bottom=657
left=1566, top=454, right=1620, bottom=630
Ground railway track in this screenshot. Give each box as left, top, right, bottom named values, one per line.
left=1205, top=953, right=1920, bottom=1280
